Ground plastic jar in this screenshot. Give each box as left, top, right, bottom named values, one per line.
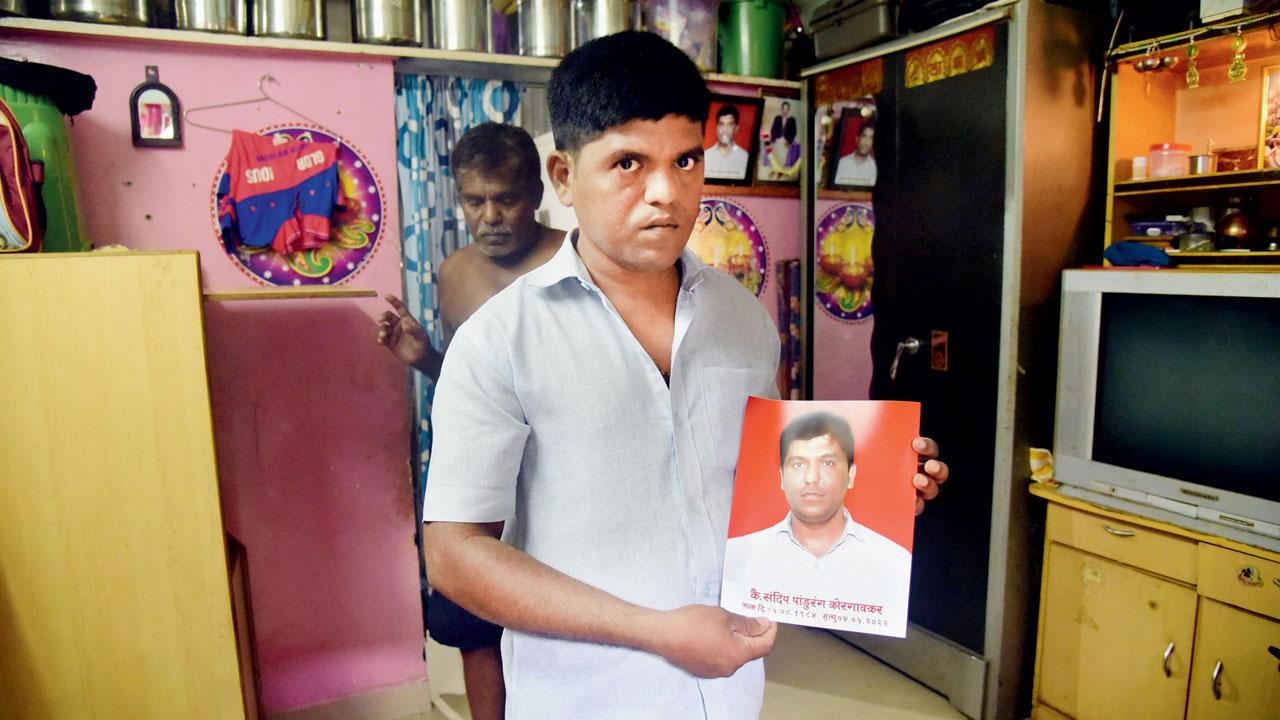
left=1148, top=143, right=1191, bottom=179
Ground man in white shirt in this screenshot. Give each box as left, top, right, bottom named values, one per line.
left=704, top=104, right=750, bottom=180
left=834, top=120, right=878, bottom=187
left=722, top=411, right=911, bottom=636
left=420, top=32, right=947, bottom=720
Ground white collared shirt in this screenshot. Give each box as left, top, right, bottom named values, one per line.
left=704, top=143, right=750, bottom=179
left=424, top=233, right=779, bottom=719
left=721, top=508, right=911, bottom=637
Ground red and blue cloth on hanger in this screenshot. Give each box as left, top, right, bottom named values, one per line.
left=217, top=129, right=342, bottom=255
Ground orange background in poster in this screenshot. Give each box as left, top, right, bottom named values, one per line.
left=727, top=398, right=920, bottom=552
left=704, top=98, right=761, bottom=152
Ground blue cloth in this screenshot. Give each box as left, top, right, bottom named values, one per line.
left=423, top=233, right=780, bottom=719
left=394, top=74, right=524, bottom=481
left=1103, top=241, right=1172, bottom=268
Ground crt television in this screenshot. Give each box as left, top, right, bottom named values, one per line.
left=1054, top=269, right=1280, bottom=552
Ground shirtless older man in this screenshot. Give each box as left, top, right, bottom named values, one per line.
left=376, top=122, right=562, bottom=720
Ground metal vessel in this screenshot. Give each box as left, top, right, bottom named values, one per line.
left=430, top=0, right=488, bottom=51
left=255, top=0, right=326, bottom=40
left=573, top=0, right=633, bottom=46
left=518, top=0, right=569, bottom=57
left=49, top=0, right=149, bottom=26
left=175, top=0, right=247, bottom=34
left=353, top=0, right=422, bottom=46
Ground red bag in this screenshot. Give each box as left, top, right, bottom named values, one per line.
left=0, top=96, right=43, bottom=253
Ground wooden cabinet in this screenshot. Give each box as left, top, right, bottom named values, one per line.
left=0, top=252, right=251, bottom=719
left=1038, top=539, right=1197, bottom=719
left=1104, top=13, right=1280, bottom=268
left=1187, top=599, right=1280, bottom=719
left=1031, top=487, right=1280, bottom=720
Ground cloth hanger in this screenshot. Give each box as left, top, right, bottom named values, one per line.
left=185, top=75, right=325, bottom=134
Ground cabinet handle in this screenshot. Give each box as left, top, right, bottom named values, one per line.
left=1211, top=660, right=1223, bottom=700
left=1162, top=641, right=1175, bottom=677
left=1273, top=578, right=1280, bottom=589
left=1102, top=524, right=1136, bottom=538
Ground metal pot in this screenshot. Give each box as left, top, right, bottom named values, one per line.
left=354, top=0, right=421, bottom=45
left=255, top=0, right=325, bottom=39
left=175, top=0, right=246, bottom=33
left=430, top=0, right=488, bottom=51
left=573, top=0, right=633, bottom=46
left=0, top=0, right=30, bottom=16
left=518, top=0, right=569, bottom=57
left=50, top=0, right=149, bottom=25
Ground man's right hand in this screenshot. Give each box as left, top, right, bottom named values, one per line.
left=647, top=605, right=777, bottom=678
left=377, top=294, right=437, bottom=375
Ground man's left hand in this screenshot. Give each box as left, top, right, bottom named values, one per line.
left=911, top=437, right=948, bottom=516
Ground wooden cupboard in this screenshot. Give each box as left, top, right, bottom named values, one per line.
left=0, top=252, right=252, bottom=719
left=1031, top=486, right=1280, bottom=720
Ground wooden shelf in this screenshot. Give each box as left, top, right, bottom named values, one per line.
left=817, top=188, right=874, bottom=202
left=703, top=183, right=799, bottom=199
left=1113, top=168, right=1280, bottom=197
left=203, top=287, right=376, bottom=301
left=0, top=17, right=801, bottom=88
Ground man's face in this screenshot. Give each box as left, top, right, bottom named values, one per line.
left=780, top=103, right=791, bottom=118
left=456, top=164, right=540, bottom=260
left=780, top=433, right=856, bottom=528
left=549, top=114, right=704, bottom=274
left=716, top=113, right=738, bottom=147
left=857, top=126, right=875, bottom=156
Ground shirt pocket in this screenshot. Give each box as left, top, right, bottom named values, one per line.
left=700, top=366, right=775, bottom=471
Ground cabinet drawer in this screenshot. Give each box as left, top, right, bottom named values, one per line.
left=1046, top=504, right=1198, bottom=584
left=1198, top=544, right=1280, bottom=621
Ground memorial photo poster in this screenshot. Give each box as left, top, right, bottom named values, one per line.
left=720, top=398, right=920, bottom=637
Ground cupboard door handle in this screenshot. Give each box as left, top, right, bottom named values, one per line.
left=1162, top=641, right=1175, bottom=677
left=1211, top=660, right=1223, bottom=699
left=1103, top=524, right=1136, bottom=537
left=1273, top=578, right=1280, bottom=589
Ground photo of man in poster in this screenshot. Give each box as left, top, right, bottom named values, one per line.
left=705, top=104, right=751, bottom=180
left=833, top=117, right=877, bottom=188
left=721, top=402, right=916, bottom=637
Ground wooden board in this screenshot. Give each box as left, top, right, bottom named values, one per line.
left=0, top=252, right=245, bottom=719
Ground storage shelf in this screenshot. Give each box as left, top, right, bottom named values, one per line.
left=0, top=17, right=801, bottom=88
left=816, top=188, right=874, bottom=202
left=1113, top=169, right=1280, bottom=197
left=704, top=183, right=799, bottom=199
left=203, top=287, right=377, bottom=301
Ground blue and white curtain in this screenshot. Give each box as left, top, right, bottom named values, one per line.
left=394, top=75, right=524, bottom=489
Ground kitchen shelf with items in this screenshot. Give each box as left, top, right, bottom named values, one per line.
left=1105, top=12, right=1280, bottom=267
left=0, top=15, right=803, bottom=89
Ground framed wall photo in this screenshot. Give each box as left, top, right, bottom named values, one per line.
left=704, top=94, right=763, bottom=185
left=828, top=105, right=878, bottom=190
left=756, top=95, right=803, bottom=185
left=1260, top=64, right=1280, bottom=169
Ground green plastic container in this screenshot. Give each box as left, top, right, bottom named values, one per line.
left=0, top=83, right=87, bottom=252
left=718, top=0, right=787, bottom=78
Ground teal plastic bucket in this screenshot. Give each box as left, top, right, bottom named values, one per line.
left=718, top=0, right=787, bottom=78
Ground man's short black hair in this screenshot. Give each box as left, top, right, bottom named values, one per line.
left=859, top=119, right=877, bottom=135
left=716, top=104, right=739, bottom=123
left=549, top=31, right=710, bottom=154
left=781, top=101, right=791, bottom=111
left=451, top=123, right=542, bottom=200
left=779, top=411, right=855, bottom=468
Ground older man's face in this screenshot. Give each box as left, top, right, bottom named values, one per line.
left=456, top=163, right=540, bottom=260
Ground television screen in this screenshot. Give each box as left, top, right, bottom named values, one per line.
left=1092, top=293, right=1280, bottom=502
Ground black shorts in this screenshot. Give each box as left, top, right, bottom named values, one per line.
left=425, top=588, right=503, bottom=650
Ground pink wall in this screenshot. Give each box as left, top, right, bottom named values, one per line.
left=4, top=30, right=426, bottom=714
left=812, top=197, right=874, bottom=400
